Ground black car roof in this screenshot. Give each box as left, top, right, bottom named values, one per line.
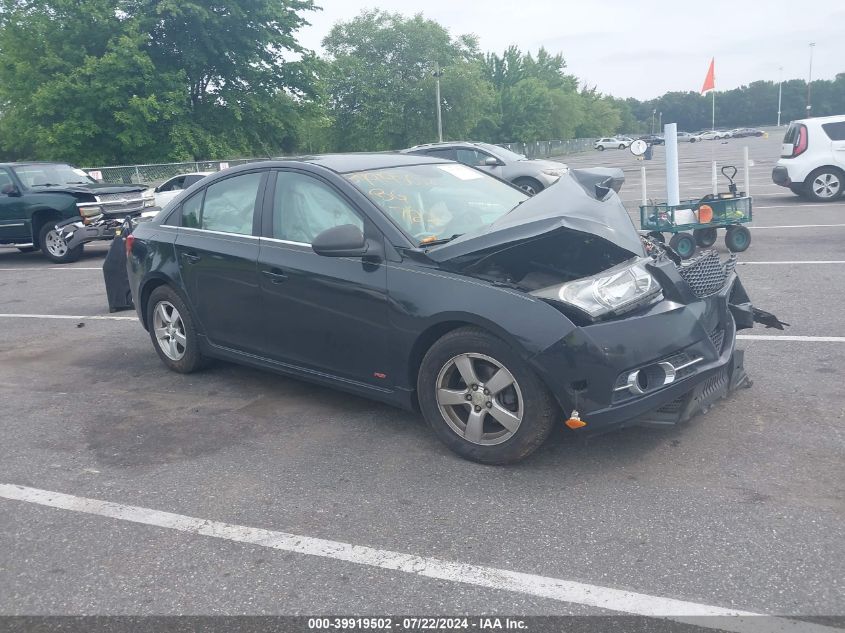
left=301, top=153, right=450, bottom=173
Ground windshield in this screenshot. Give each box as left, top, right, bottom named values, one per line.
left=345, top=163, right=528, bottom=244
left=11, top=164, right=95, bottom=187
left=476, top=143, right=526, bottom=162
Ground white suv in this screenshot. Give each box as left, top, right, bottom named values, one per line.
left=772, top=115, right=845, bottom=201
left=594, top=137, right=631, bottom=150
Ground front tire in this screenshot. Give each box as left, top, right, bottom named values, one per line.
left=418, top=327, right=558, bottom=464
left=805, top=167, right=843, bottom=202
left=38, top=223, right=83, bottom=264
left=513, top=177, right=543, bottom=196
left=597, top=145, right=605, bottom=151
left=146, top=285, right=209, bottom=373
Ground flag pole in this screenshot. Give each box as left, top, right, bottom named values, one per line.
left=711, top=90, right=715, bottom=131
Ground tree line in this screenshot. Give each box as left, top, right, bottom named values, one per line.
left=0, top=2, right=843, bottom=166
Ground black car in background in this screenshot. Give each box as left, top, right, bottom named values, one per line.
left=127, top=154, right=762, bottom=463
left=730, top=128, right=765, bottom=138
left=638, top=134, right=665, bottom=145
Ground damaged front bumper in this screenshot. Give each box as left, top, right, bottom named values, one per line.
left=55, top=209, right=161, bottom=250
left=531, top=250, right=759, bottom=435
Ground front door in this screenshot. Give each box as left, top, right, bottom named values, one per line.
left=0, top=168, right=29, bottom=242
left=174, top=170, right=266, bottom=353
left=257, top=170, right=390, bottom=388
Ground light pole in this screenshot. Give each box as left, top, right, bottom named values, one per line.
left=658, top=111, right=662, bottom=131
left=777, top=66, right=783, bottom=126
left=651, top=109, right=656, bottom=134
left=806, top=43, right=815, bottom=116
left=433, top=62, right=443, bottom=142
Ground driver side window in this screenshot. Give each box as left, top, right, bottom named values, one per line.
left=455, top=148, right=489, bottom=167
left=179, top=172, right=262, bottom=235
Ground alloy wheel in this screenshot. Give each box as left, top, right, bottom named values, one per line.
left=812, top=172, right=841, bottom=199
left=435, top=352, right=524, bottom=446
left=153, top=301, right=187, bottom=361
left=44, top=229, right=68, bottom=258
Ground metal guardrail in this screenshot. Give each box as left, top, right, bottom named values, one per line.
left=84, top=138, right=599, bottom=185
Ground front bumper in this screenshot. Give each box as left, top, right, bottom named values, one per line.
left=772, top=165, right=791, bottom=187
left=531, top=255, right=752, bottom=434
left=56, top=217, right=120, bottom=249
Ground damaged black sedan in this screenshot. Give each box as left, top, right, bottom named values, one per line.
left=127, top=154, right=770, bottom=464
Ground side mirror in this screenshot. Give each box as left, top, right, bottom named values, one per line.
left=312, top=224, right=368, bottom=258
left=483, top=156, right=500, bottom=167
left=1, top=183, right=20, bottom=196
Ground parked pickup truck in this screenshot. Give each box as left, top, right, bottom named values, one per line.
left=0, top=162, right=155, bottom=263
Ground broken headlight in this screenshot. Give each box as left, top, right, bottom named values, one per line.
left=532, top=259, right=661, bottom=320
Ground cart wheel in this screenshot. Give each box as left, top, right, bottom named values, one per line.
left=693, top=227, right=718, bottom=248
left=725, top=226, right=751, bottom=252
left=669, top=233, right=696, bottom=259
left=647, top=231, right=665, bottom=243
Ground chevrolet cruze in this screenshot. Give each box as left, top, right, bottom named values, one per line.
left=127, top=154, right=765, bottom=463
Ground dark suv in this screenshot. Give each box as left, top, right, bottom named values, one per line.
left=0, top=162, right=153, bottom=262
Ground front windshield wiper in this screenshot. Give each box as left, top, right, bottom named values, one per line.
left=64, top=180, right=91, bottom=184
left=420, top=233, right=462, bottom=247
left=31, top=183, right=62, bottom=187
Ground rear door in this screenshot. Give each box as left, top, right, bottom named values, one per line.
left=256, top=169, right=390, bottom=387
left=174, top=169, right=266, bottom=353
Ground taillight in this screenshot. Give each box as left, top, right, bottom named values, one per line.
left=125, top=234, right=135, bottom=257
left=793, top=124, right=808, bottom=157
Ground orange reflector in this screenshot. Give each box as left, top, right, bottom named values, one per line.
left=698, top=204, right=713, bottom=223
left=565, top=418, right=587, bottom=429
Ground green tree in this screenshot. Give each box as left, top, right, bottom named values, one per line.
left=322, top=10, right=497, bottom=151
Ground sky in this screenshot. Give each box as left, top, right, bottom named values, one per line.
left=294, top=0, right=845, bottom=100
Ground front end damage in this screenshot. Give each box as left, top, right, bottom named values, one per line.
left=425, top=168, right=783, bottom=436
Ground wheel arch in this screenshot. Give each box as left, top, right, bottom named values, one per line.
left=406, top=315, right=531, bottom=410
left=138, top=274, right=193, bottom=332
left=29, top=208, right=63, bottom=248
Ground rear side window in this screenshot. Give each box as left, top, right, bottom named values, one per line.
left=783, top=124, right=798, bottom=144
left=821, top=122, right=845, bottom=141
left=179, top=172, right=263, bottom=235
left=423, top=148, right=457, bottom=160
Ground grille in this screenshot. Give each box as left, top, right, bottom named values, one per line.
left=678, top=250, right=731, bottom=298
left=709, top=327, right=725, bottom=353
left=96, top=192, right=144, bottom=203
left=656, top=396, right=685, bottom=414
left=700, top=369, right=729, bottom=400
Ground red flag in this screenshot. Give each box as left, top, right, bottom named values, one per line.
left=700, top=58, right=715, bottom=94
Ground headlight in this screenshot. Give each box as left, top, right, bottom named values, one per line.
left=77, top=204, right=103, bottom=218
left=532, top=259, right=661, bottom=319
left=142, top=191, right=156, bottom=207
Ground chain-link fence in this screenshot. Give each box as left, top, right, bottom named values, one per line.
left=83, top=158, right=270, bottom=186
left=84, top=138, right=597, bottom=185
left=500, top=138, right=597, bottom=159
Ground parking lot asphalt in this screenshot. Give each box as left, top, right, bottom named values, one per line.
left=0, top=133, right=843, bottom=621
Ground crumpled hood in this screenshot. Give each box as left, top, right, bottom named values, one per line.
left=425, top=168, right=643, bottom=265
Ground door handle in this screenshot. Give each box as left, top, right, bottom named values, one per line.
left=262, top=268, right=288, bottom=283
left=181, top=252, right=201, bottom=263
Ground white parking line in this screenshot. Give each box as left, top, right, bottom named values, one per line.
left=754, top=204, right=845, bottom=209
left=0, top=267, right=102, bottom=271
left=0, top=483, right=838, bottom=633
left=737, top=335, right=845, bottom=342
left=738, top=261, right=845, bottom=265
left=0, top=313, right=136, bottom=321
left=748, top=223, right=845, bottom=229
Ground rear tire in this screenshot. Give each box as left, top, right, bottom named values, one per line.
left=804, top=167, right=843, bottom=202
left=597, top=145, right=605, bottom=151
left=669, top=232, right=696, bottom=259
left=146, top=285, right=209, bottom=374
left=618, top=144, right=625, bottom=149
left=417, top=327, right=559, bottom=464
left=38, top=222, right=83, bottom=264
left=725, top=226, right=751, bottom=252
left=693, top=227, right=717, bottom=248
